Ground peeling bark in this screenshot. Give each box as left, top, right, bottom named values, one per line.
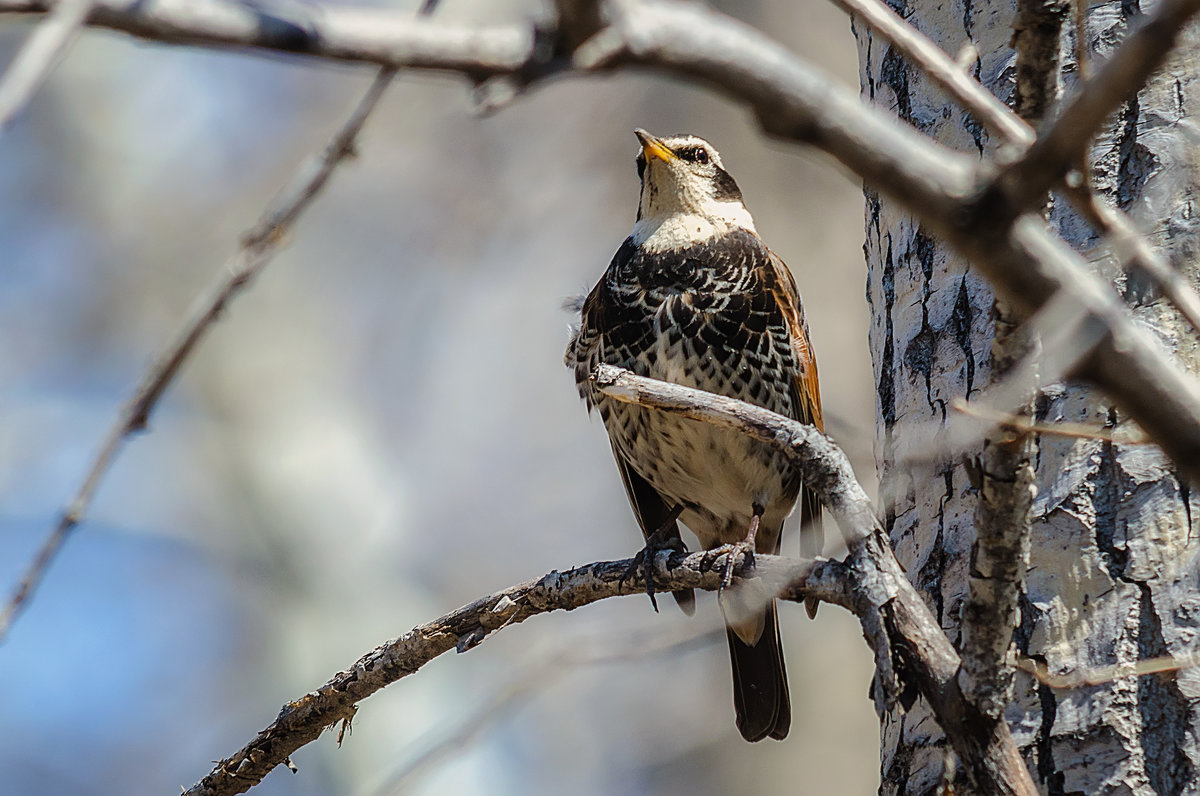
left=858, top=1, right=1200, bottom=793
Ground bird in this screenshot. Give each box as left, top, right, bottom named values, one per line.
left=565, top=129, right=823, bottom=742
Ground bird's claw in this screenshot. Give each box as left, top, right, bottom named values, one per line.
left=719, top=510, right=762, bottom=593
left=622, top=522, right=688, bottom=612
left=719, top=541, right=757, bottom=592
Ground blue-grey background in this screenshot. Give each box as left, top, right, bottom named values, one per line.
left=0, top=1, right=881, bottom=793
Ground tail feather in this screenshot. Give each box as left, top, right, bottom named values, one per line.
left=800, top=487, right=823, bottom=619
left=726, top=600, right=790, bottom=742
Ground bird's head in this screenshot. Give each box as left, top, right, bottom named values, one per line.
left=633, top=129, right=749, bottom=228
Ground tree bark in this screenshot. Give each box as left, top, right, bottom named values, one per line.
left=857, top=2, right=1200, bottom=793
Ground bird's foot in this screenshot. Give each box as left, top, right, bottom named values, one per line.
left=622, top=510, right=687, bottom=613
left=720, top=511, right=763, bottom=592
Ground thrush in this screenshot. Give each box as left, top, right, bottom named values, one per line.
left=565, top=129, right=823, bottom=742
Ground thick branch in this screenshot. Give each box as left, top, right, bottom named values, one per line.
left=186, top=369, right=1036, bottom=796
left=958, top=0, right=1057, bottom=721
left=1011, top=0, right=1068, bottom=123
left=593, top=364, right=878, bottom=548
left=0, top=0, right=537, bottom=76
left=0, top=0, right=93, bottom=132
left=0, top=0, right=979, bottom=208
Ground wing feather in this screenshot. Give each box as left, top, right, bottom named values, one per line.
left=764, top=248, right=824, bottom=614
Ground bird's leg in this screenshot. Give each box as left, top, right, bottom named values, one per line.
left=622, top=504, right=687, bottom=612
left=721, top=505, right=764, bottom=591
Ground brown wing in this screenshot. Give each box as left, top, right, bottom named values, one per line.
left=765, top=249, right=823, bottom=433
left=765, top=250, right=824, bottom=615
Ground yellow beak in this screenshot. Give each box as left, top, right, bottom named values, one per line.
left=635, top=128, right=676, bottom=163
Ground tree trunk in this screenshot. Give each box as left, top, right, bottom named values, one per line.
left=857, top=2, right=1200, bottom=793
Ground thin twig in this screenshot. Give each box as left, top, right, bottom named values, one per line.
left=0, top=67, right=397, bottom=642
left=0, top=0, right=93, bottom=133
left=1016, top=652, right=1199, bottom=688
left=952, top=399, right=1151, bottom=444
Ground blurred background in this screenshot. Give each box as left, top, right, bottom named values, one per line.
left=0, top=0, right=881, bottom=793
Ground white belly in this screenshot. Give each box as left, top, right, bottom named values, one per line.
left=605, top=395, right=797, bottom=551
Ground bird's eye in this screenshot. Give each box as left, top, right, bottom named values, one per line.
left=679, top=147, right=710, bottom=164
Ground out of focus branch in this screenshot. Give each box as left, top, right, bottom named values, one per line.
left=1064, top=183, right=1200, bottom=336
left=0, top=67, right=397, bottom=642
left=0, top=0, right=540, bottom=77
left=952, top=399, right=1150, bottom=444
left=0, top=0, right=92, bottom=132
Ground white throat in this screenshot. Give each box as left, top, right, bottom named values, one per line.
left=631, top=202, right=757, bottom=253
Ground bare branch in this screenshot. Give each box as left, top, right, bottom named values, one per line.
left=0, top=67, right=397, bottom=642
left=592, top=364, right=879, bottom=549
left=831, top=0, right=1200, bottom=345
left=0, top=0, right=539, bottom=77
left=952, top=399, right=1151, bottom=444
left=957, top=0, right=1057, bottom=724
left=183, top=550, right=845, bottom=796
left=1016, top=652, right=1200, bottom=689
left=1011, top=0, right=1069, bottom=124
left=959, top=425, right=1035, bottom=719
left=183, top=369, right=1036, bottom=796
left=0, top=0, right=92, bottom=132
